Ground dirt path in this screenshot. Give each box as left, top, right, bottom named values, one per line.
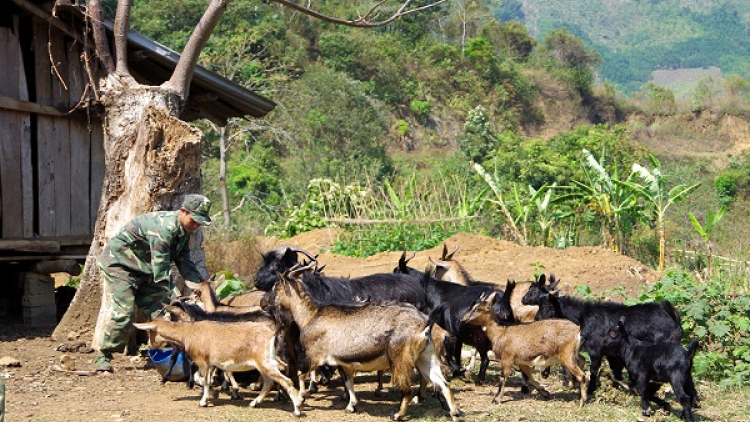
left=1, top=231, right=691, bottom=422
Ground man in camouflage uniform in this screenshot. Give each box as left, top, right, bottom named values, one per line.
left=93, top=194, right=212, bottom=372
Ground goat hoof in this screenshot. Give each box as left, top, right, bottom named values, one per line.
left=391, top=414, right=405, bottom=421
left=199, top=400, right=208, bottom=407
left=345, top=405, right=356, bottom=413
left=231, top=392, right=242, bottom=400
left=538, top=389, right=550, bottom=398
left=294, top=410, right=304, bottom=417
left=520, top=386, right=531, bottom=394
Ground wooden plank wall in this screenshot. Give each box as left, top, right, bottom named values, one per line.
left=0, top=23, right=33, bottom=238
left=32, top=18, right=100, bottom=238
left=0, top=18, right=103, bottom=240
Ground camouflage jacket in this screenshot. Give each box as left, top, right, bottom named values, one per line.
left=98, top=211, right=203, bottom=284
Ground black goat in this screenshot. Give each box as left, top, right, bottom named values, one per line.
left=604, top=316, right=699, bottom=422
left=255, top=246, right=318, bottom=291
left=298, top=269, right=429, bottom=312
left=520, top=273, right=560, bottom=307
left=422, top=270, right=504, bottom=384
left=533, top=290, right=684, bottom=398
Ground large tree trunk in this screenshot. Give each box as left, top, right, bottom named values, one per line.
left=52, top=86, right=207, bottom=342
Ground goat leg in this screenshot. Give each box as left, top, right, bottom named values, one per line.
left=375, top=370, right=385, bottom=396
left=415, top=348, right=461, bottom=421
left=199, top=366, right=216, bottom=407
left=393, top=388, right=413, bottom=421
left=519, top=365, right=549, bottom=398
left=587, top=353, right=604, bottom=396
left=224, top=371, right=242, bottom=400
left=475, top=349, right=490, bottom=385
left=341, top=367, right=358, bottom=413
left=491, top=367, right=509, bottom=405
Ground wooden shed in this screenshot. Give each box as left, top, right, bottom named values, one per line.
left=0, top=0, right=275, bottom=324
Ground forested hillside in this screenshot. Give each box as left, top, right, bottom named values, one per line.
left=109, top=0, right=750, bottom=386
left=118, top=0, right=750, bottom=272
left=496, top=0, right=750, bottom=92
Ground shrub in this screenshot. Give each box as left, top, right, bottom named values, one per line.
left=459, top=105, right=498, bottom=162
left=715, top=173, right=738, bottom=205
left=635, top=270, right=750, bottom=387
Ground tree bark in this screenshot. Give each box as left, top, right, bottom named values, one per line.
left=219, top=126, right=231, bottom=226
left=52, top=86, right=207, bottom=341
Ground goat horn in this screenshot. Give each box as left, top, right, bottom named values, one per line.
left=285, top=246, right=318, bottom=264
left=404, top=251, right=416, bottom=264
left=444, top=243, right=459, bottom=260
left=289, top=261, right=316, bottom=277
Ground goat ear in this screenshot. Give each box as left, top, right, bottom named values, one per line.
left=282, top=247, right=298, bottom=264
left=548, top=274, right=560, bottom=290
left=618, top=315, right=626, bottom=330
left=538, top=273, right=546, bottom=285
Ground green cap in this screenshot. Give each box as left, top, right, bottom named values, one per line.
left=181, top=194, right=212, bottom=226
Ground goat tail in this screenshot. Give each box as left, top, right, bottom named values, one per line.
left=686, top=339, right=699, bottom=370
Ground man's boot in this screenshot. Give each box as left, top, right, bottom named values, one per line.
left=94, top=352, right=113, bottom=372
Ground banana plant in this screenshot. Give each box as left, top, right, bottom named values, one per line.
left=554, top=149, right=643, bottom=253
left=532, top=183, right=558, bottom=247
left=689, top=205, right=726, bottom=277
left=384, top=174, right=415, bottom=219
left=473, top=162, right=526, bottom=245
left=625, top=154, right=701, bottom=271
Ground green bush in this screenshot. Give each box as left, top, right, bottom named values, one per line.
left=715, top=173, right=738, bottom=205
left=635, top=270, right=750, bottom=387
left=213, top=271, right=247, bottom=299
left=330, top=223, right=460, bottom=257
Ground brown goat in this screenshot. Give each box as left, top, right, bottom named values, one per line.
left=133, top=319, right=304, bottom=416
left=185, top=278, right=262, bottom=313
left=266, top=264, right=461, bottom=421
left=461, top=283, right=587, bottom=406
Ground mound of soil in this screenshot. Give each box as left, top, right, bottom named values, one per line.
left=261, top=229, right=660, bottom=298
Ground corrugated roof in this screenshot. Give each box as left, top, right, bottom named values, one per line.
left=20, top=2, right=276, bottom=125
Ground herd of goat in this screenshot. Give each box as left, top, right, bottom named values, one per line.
left=133, top=244, right=700, bottom=422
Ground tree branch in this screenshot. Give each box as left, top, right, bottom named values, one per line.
left=87, top=0, right=115, bottom=74
left=267, top=0, right=448, bottom=27
left=163, top=0, right=229, bottom=98
left=113, top=0, right=134, bottom=78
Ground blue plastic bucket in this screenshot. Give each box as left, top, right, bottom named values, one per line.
left=147, top=348, right=190, bottom=382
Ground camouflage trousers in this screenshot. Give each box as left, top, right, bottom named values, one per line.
left=98, top=264, right=172, bottom=355
left=0, top=377, right=5, bottom=422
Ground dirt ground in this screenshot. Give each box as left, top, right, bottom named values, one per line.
left=0, top=231, right=676, bottom=422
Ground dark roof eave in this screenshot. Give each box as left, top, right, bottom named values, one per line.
left=102, top=20, right=276, bottom=121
